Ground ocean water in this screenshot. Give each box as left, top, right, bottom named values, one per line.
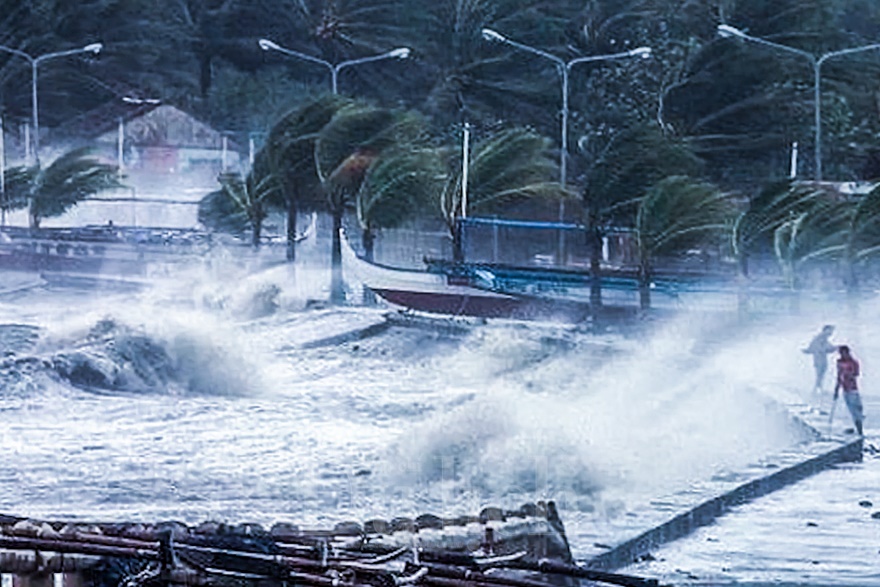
left=0, top=254, right=871, bottom=584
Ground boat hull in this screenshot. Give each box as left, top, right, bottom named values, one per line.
left=341, top=230, right=591, bottom=322
left=370, top=287, right=590, bottom=321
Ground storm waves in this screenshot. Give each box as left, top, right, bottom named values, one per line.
left=0, top=260, right=821, bottom=559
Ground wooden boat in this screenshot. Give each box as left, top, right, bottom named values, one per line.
left=341, top=226, right=752, bottom=320
left=341, top=229, right=594, bottom=322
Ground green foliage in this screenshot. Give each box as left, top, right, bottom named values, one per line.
left=355, top=144, right=443, bottom=232
left=259, top=93, right=354, bottom=212
left=847, top=185, right=880, bottom=263
left=635, top=174, right=731, bottom=308
left=580, top=120, right=703, bottom=225
left=772, top=199, right=849, bottom=288
left=4, top=148, right=121, bottom=227
left=732, top=180, right=830, bottom=265
left=198, top=185, right=250, bottom=235
left=198, top=171, right=278, bottom=246
left=636, top=175, right=732, bottom=261
left=440, top=126, right=567, bottom=233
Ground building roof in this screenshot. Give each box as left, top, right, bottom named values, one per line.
left=56, top=98, right=161, bottom=142
left=59, top=102, right=236, bottom=150
left=98, top=105, right=232, bottom=149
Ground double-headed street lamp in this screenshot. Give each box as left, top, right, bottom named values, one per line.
left=481, top=29, right=651, bottom=190
left=718, top=24, right=880, bottom=181
left=258, top=38, right=411, bottom=95
left=0, top=42, right=102, bottom=165
left=481, top=28, right=651, bottom=263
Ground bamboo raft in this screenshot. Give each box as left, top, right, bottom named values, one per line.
left=0, top=503, right=657, bottom=587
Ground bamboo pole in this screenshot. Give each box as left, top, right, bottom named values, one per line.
left=0, top=552, right=100, bottom=574
left=0, top=537, right=157, bottom=561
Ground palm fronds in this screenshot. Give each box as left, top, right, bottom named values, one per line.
left=440, top=127, right=567, bottom=232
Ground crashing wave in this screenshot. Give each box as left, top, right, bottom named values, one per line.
left=1, top=317, right=261, bottom=396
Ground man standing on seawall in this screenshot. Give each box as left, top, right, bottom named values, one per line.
left=835, top=345, right=864, bottom=436
left=804, top=324, right=837, bottom=393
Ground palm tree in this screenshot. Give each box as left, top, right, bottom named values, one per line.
left=314, top=102, right=426, bottom=302
left=635, top=175, right=732, bottom=310
left=256, top=0, right=422, bottom=104
left=198, top=170, right=278, bottom=248
left=839, top=185, right=880, bottom=294
left=259, top=93, right=353, bottom=261
left=4, top=147, right=121, bottom=229
left=772, top=199, right=848, bottom=291
left=580, top=121, right=703, bottom=308
left=731, top=180, right=836, bottom=278
left=354, top=143, right=443, bottom=261
left=439, top=126, right=567, bottom=261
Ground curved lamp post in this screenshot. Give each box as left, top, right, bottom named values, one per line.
left=481, top=28, right=651, bottom=262
left=718, top=24, right=880, bottom=181
left=481, top=29, right=650, bottom=189
left=258, top=38, right=410, bottom=94
left=0, top=43, right=102, bottom=166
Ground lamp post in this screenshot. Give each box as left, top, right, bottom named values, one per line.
left=258, top=38, right=411, bottom=94
left=0, top=43, right=102, bottom=166
left=481, top=28, right=651, bottom=263
left=718, top=24, right=880, bottom=181
left=120, top=96, right=160, bottom=227
left=119, top=96, right=160, bottom=173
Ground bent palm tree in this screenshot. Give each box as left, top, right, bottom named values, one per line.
left=4, top=148, right=121, bottom=229
left=840, top=185, right=880, bottom=293
left=773, top=200, right=848, bottom=291
left=439, top=126, right=567, bottom=261
left=732, top=180, right=830, bottom=279
left=199, top=171, right=278, bottom=247
left=635, top=176, right=732, bottom=310
left=355, top=144, right=443, bottom=261
left=580, top=121, right=703, bottom=308
left=732, top=180, right=840, bottom=314
left=259, top=94, right=353, bottom=261
left=316, top=103, right=425, bottom=302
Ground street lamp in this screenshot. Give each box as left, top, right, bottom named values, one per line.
left=119, top=96, right=160, bottom=227
left=0, top=42, right=102, bottom=166
left=258, top=38, right=411, bottom=94
left=482, top=28, right=650, bottom=189
left=482, top=28, right=651, bottom=262
left=718, top=24, right=880, bottom=181
left=119, top=96, right=161, bottom=173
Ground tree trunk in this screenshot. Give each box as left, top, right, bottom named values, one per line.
left=361, top=228, right=377, bottom=305
left=251, top=205, right=262, bottom=249
left=588, top=225, right=603, bottom=310
left=199, top=53, right=213, bottom=98
left=362, top=228, right=375, bottom=261
left=286, top=203, right=297, bottom=262
left=736, top=253, right=750, bottom=320
left=330, top=209, right=345, bottom=304
left=638, top=258, right=651, bottom=311
left=843, top=256, right=860, bottom=319
left=452, top=217, right=464, bottom=262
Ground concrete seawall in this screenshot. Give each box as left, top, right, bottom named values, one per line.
left=584, top=385, right=863, bottom=571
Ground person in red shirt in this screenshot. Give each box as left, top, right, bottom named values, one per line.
left=834, top=345, right=864, bottom=436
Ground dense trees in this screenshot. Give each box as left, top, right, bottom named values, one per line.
left=5, top=0, right=880, bottom=305
left=4, top=0, right=877, bottom=187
